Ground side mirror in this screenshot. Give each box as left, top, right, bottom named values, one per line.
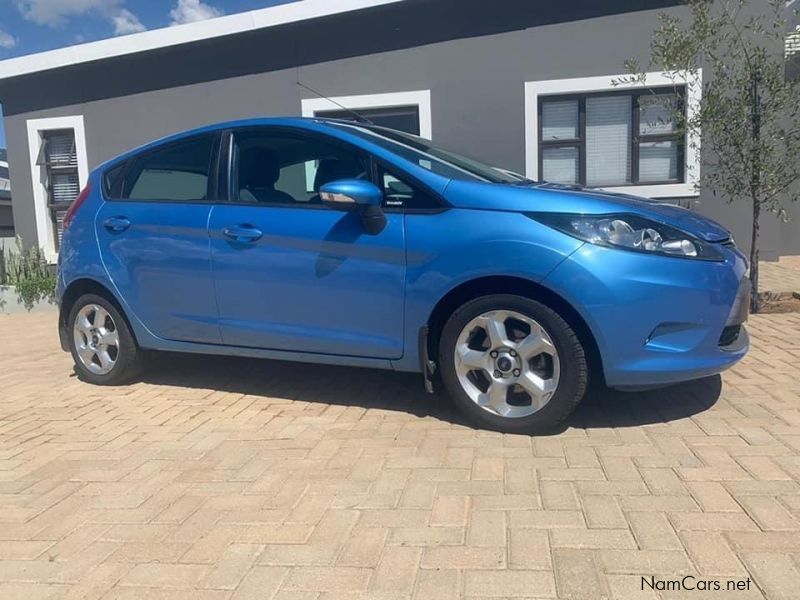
left=319, top=179, right=382, bottom=209
left=320, top=179, right=386, bottom=235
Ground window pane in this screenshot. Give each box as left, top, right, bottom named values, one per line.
left=126, top=136, right=213, bottom=201
left=50, top=171, right=80, bottom=205
left=316, top=106, right=421, bottom=135
left=380, top=168, right=438, bottom=209
left=232, top=131, right=368, bottom=205
left=586, top=95, right=631, bottom=186
left=43, top=131, right=77, bottom=167
left=639, top=94, right=678, bottom=135
left=542, top=146, right=579, bottom=184
left=541, top=100, right=578, bottom=141
left=639, top=140, right=679, bottom=182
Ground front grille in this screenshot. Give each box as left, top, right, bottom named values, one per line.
left=719, top=325, right=741, bottom=347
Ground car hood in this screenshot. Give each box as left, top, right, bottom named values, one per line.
left=444, top=180, right=731, bottom=243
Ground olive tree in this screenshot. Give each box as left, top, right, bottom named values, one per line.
left=618, top=0, right=800, bottom=312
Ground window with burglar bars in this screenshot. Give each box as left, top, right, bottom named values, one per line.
left=36, top=129, right=79, bottom=250
left=538, top=88, right=686, bottom=187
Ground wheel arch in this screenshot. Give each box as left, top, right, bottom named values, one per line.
left=59, top=278, right=137, bottom=351
left=426, top=275, right=605, bottom=387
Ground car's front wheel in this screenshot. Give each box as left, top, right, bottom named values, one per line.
left=439, top=294, right=588, bottom=434
left=68, top=293, right=141, bottom=385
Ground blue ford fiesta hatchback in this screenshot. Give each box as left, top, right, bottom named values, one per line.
left=56, top=118, right=750, bottom=433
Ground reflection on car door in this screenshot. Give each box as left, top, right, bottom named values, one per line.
left=208, top=128, right=406, bottom=359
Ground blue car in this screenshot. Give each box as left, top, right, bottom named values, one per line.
left=56, top=118, right=750, bottom=433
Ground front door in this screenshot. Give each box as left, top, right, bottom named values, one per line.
left=208, top=128, right=406, bottom=358
left=96, top=133, right=221, bottom=344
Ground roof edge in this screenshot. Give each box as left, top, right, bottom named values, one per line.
left=0, top=0, right=405, bottom=82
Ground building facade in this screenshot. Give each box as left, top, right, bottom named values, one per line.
left=0, top=0, right=795, bottom=263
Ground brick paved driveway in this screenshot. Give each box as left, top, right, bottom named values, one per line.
left=0, top=312, right=799, bottom=599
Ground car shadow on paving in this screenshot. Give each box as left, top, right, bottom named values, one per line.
left=133, top=351, right=721, bottom=434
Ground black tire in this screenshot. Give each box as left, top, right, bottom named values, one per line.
left=67, top=293, right=141, bottom=385
left=438, top=294, right=588, bottom=434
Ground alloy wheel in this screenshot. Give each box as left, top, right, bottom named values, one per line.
left=454, top=309, right=561, bottom=418
left=73, top=304, right=120, bottom=375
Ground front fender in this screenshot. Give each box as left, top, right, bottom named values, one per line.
left=392, top=209, right=583, bottom=372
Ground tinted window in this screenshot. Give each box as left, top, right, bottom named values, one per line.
left=103, top=163, right=126, bottom=197
left=231, top=130, right=369, bottom=206
left=122, top=136, right=215, bottom=201
left=328, top=122, right=520, bottom=184
left=380, top=167, right=439, bottom=210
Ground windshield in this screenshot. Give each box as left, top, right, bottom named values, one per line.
left=326, top=121, right=524, bottom=184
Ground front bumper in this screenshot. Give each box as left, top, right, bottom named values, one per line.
left=544, top=242, right=750, bottom=389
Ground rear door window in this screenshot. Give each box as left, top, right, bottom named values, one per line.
left=121, top=135, right=216, bottom=202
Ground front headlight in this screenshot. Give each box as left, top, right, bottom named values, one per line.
left=530, top=213, right=724, bottom=261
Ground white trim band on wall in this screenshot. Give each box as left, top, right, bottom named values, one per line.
left=26, top=115, right=89, bottom=264
left=524, top=70, right=702, bottom=199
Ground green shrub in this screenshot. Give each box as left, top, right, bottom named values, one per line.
left=0, top=237, right=56, bottom=310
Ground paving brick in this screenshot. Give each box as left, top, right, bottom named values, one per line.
left=430, top=496, right=469, bottom=527
left=540, top=481, right=581, bottom=510
left=467, top=510, right=506, bottom=547
left=369, top=545, right=421, bottom=594
left=549, top=528, right=637, bottom=550
left=599, top=549, right=694, bottom=575
left=741, top=552, right=800, bottom=600
left=463, top=569, right=556, bottom=597
left=686, top=481, right=741, bottom=512
left=388, top=526, right=463, bottom=547
left=282, top=567, right=372, bottom=592
left=232, top=566, right=288, bottom=599
left=119, top=564, right=210, bottom=589
left=508, top=528, right=551, bottom=570
left=199, top=543, right=263, bottom=590
left=737, top=495, right=800, bottom=531
left=414, top=568, right=459, bottom=600
left=679, top=531, right=746, bottom=576
left=336, top=527, right=388, bottom=567
left=627, top=511, right=683, bottom=550
left=421, top=546, right=505, bottom=569
left=581, top=495, right=627, bottom=529
left=508, top=510, right=585, bottom=529
left=553, top=548, right=608, bottom=600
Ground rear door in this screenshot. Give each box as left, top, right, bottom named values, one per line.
left=208, top=127, right=406, bottom=358
left=95, top=133, right=222, bottom=344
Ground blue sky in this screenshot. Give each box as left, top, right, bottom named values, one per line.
left=0, top=1, right=295, bottom=149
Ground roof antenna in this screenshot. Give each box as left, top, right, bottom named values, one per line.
left=296, top=80, right=375, bottom=125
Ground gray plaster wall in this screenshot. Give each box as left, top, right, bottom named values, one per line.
left=1, top=0, right=796, bottom=258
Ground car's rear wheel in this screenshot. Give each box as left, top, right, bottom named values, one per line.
left=439, top=294, right=588, bottom=434
left=68, top=293, right=141, bottom=385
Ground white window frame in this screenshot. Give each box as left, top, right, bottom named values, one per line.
left=26, top=115, right=89, bottom=263
left=524, top=71, right=702, bottom=199
left=301, top=89, right=433, bottom=139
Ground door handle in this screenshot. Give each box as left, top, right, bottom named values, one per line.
left=103, top=217, right=131, bottom=232
left=222, top=225, right=263, bottom=243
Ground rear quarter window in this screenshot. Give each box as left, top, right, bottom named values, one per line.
left=102, top=163, right=126, bottom=198
left=118, top=134, right=216, bottom=202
